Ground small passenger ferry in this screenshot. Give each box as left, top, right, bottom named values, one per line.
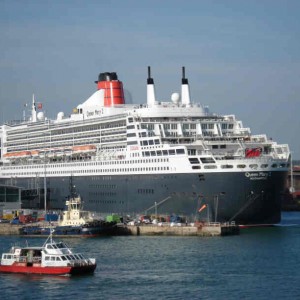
left=0, top=232, right=96, bottom=275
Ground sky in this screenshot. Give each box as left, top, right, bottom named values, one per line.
left=0, top=0, right=299, bottom=158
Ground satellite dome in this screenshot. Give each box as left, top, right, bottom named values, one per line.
left=171, top=92, right=180, bottom=104
left=37, top=112, right=45, bottom=121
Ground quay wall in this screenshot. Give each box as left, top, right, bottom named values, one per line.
left=0, top=223, right=239, bottom=237
left=0, top=224, right=22, bottom=235
left=126, top=224, right=239, bottom=236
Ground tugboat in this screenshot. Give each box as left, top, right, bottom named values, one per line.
left=0, top=231, right=96, bottom=275
left=20, top=177, right=117, bottom=237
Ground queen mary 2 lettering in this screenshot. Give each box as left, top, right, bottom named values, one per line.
left=0, top=67, right=290, bottom=225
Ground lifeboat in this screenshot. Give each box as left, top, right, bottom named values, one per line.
left=72, top=145, right=96, bottom=153
left=30, top=150, right=40, bottom=156
left=3, top=151, right=31, bottom=158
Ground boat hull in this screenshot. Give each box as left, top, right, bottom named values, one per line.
left=20, top=223, right=117, bottom=237
left=0, top=263, right=96, bottom=275
left=2, top=169, right=288, bottom=225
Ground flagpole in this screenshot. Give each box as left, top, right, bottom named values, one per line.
left=207, top=204, right=209, bottom=223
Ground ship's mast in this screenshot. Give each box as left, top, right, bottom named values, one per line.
left=31, top=94, right=37, bottom=122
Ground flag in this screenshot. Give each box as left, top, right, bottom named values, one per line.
left=245, top=147, right=262, bottom=158
left=198, top=204, right=207, bottom=212
left=37, top=103, right=43, bottom=109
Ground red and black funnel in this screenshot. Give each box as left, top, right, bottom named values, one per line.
left=95, top=72, right=125, bottom=107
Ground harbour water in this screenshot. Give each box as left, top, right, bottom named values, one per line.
left=1, top=212, right=300, bottom=300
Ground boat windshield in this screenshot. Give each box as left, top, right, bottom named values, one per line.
left=55, top=242, right=67, bottom=249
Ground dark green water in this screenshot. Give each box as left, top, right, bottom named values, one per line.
left=1, top=212, right=300, bottom=300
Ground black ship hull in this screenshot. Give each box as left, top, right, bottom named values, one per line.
left=3, top=169, right=287, bottom=225
left=20, top=221, right=117, bottom=237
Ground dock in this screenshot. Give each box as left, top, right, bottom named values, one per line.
left=118, top=222, right=239, bottom=237
left=0, top=222, right=239, bottom=237
left=0, top=224, right=22, bottom=235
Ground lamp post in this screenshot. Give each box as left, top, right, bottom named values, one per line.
left=214, top=195, right=218, bottom=223
left=207, top=203, right=210, bottom=223
left=43, top=145, right=47, bottom=216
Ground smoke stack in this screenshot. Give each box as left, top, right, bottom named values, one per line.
left=181, top=66, right=191, bottom=107
left=147, top=66, right=156, bottom=106
left=95, top=72, right=125, bottom=107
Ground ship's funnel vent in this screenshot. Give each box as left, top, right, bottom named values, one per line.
left=147, top=66, right=154, bottom=84
left=98, top=72, right=118, bottom=82
left=95, top=72, right=125, bottom=107
left=147, top=66, right=156, bottom=106
left=182, top=66, right=188, bottom=85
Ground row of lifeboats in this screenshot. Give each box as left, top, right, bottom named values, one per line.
left=3, top=145, right=96, bottom=159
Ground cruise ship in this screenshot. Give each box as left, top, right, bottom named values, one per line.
left=0, top=67, right=290, bottom=225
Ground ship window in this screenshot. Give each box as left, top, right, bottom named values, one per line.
left=56, top=257, right=61, bottom=261
left=204, top=165, right=217, bottom=169
left=149, top=140, right=154, bottom=145
left=176, top=149, right=185, bottom=154
left=212, top=145, right=218, bottom=149
left=272, top=164, right=278, bottom=168
left=128, top=118, right=133, bottom=123
left=45, top=256, right=50, bottom=261
left=237, top=164, right=246, bottom=168
left=157, top=150, right=162, bottom=156
left=221, top=164, right=233, bottom=169
left=192, top=166, right=201, bottom=169
left=163, top=150, right=168, bottom=156
left=127, top=133, right=136, bottom=137
left=51, top=257, right=55, bottom=261
left=150, top=151, right=156, bottom=156
left=189, top=158, right=199, bottom=164
left=188, top=149, right=196, bottom=156
left=200, top=157, right=215, bottom=164
left=249, top=164, right=258, bottom=169
left=261, top=164, right=268, bottom=168
left=142, top=141, right=148, bottom=146
left=169, top=150, right=175, bottom=155
left=61, top=256, right=67, bottom=261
